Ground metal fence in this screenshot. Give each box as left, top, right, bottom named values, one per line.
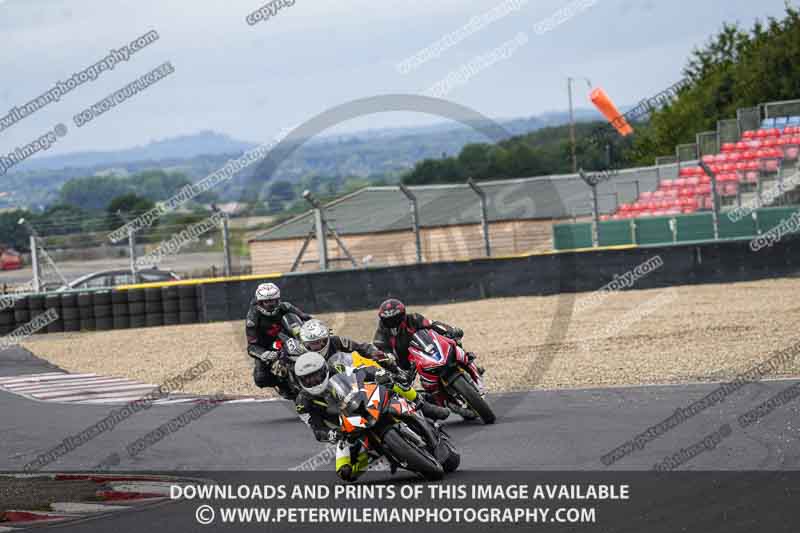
left=1, top=212, right=263, bottom=292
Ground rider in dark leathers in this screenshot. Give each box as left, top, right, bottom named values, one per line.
left=246, top=283, right=311, bottom=396
left=372, top=298, right=464, bottom=371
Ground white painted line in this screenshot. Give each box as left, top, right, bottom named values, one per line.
left=9, top=378, right=137, bottom=393
left=150, top=398, right=197, bottom=405
left=42, top=391, right=161, bottom=405
left=222, top=398, right=280, bottom=404
left=50, top=502, right=128, bottom=514
left=76, top=396, right=158, bottom=405
left=0, top=527, right=19, bottom=532
left=107, top=481, right=178, bottom=495
left=0, top=373, right=96, bottom=385
left=0, top=371, right=66, bottom=384
left=35, top=384, right=157, bottom=400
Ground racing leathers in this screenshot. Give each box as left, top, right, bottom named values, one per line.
left=372, top=312, right=463, bottom=371
left=295, top=364, right=449, bottom=481
left=246, top=300, right=311, bottom=393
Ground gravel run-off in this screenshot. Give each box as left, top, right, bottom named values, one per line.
left=20, top=278, right=800, bottom=399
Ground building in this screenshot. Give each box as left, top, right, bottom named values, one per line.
left=249, top=164, right=672, bottom=274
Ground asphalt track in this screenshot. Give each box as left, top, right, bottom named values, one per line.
left=2, top=346, right=800, bottom=531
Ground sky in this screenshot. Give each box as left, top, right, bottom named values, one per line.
left=0, top=0, right=794, bottom=157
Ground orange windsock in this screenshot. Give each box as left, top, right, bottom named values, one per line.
left=590, top=88, right=634, bottom=136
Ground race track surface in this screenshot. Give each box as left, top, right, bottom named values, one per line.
left=2, top=347, right=799, bottom=473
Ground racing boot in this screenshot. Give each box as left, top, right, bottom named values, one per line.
left=416, top=397, right=450, bottom=420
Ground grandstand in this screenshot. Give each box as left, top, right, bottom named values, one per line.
left=251, top=98, right=800, bottom=269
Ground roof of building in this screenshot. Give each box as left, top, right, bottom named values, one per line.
left=252, top=163, right=679, bottom=242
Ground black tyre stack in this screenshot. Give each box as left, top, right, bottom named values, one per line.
left=27, top=295, right=44, bottom=334
left=93, top=291, right=113, bottom=331
left=60, top=293, right=81, bottom=332
left=127, top=289, right=146, bottom=329
left=77, top=292, right=94, bottom=331
left=44, top=294, right=64, bottom=334
left=0, top=301, right=14, bottom=336
left=162, top=286, right=180, bottom=325
left=111, top=290, right=130, bottom=330
left=145, top=288, right=164, bottom=327
left=178, top=285, right=199, bottom=324
left=12, top=296, right=30, bottom=331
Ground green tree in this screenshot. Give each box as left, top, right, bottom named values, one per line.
left=0, top=210, right=34, bottom=251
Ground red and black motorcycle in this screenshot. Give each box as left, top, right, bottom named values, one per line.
left=407, top=329, right=495, bottom=424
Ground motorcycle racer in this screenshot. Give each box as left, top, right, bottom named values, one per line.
left=299, top=319, right=398, bottom=370
left=372, top=298, right=471, bottom=370
left=246, top=283, right=311, bottom=395
left=293, top=351, right=450, bottom=481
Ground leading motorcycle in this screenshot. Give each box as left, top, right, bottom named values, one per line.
left=329, top=370, right=460, bottom=481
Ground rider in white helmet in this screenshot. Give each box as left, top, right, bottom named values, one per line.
left=298, top=318, right=396, bottom=369
left=295, top=349, right=450, bottom=481
left=246, top=283, right=312, bottom=395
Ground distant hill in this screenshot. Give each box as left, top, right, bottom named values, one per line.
left=3, top=108, right=610, bottom=209
left=12, top=130, right=256, bottom=173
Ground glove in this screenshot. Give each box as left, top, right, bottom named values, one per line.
left=374, top=352, right=398, bottom=370
left=327, top=429, right=342, bottom=443
left=271, top=359, right=288, bottom=378
left=374, top=369, right=393, bottom=386
left=257, top=350, right=279, bottom=363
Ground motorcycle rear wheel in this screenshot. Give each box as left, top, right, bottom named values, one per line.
left=449, top=374, right=496, bottom=424
left=381, top=428, right=444, bottom=481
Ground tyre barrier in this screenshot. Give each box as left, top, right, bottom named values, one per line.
left=0, top=286, right=203, bottom=337
left=4, top=234, right=800, bottom=337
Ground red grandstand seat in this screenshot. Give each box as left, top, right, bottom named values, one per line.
left=723, top=183, right=738, bottom=196
left=765, top=138, right=779, bottom=148
left=721, top=163, right=736, bottom=172
left=699, top=175, right=711, bottom=184
left=727, top=153, right=742, bottom=163
left=736, top=141, right=749, bottom=151
left=769, top=128, right=781, bottom=137
left=713, top=154, right=728, bottom=163
left=653, top=190, right=665, bottom=199
left=703, top=196, right=713, bottom=209
left=722, top=142, right=737, bottom=152
left=709, top=164, right=721, bottom=173
left=742, top=130, right=756, bottom=139
left=600, top=214, right=610, bottom=221
left=701, top=155, right=715, bottom=164
left=686, top=176, right=700, bottom=186
left=660, top=179, right=674, bottom=189
left=756, top=129, right=769, bottom=139
left=697, top=183, right=712, bottom=194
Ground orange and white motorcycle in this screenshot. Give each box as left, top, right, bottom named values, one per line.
left=329, top=369, right=460, bottom=481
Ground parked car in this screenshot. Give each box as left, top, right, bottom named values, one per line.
left=0, top=248, right=23, bottom=271
left=52, top=268, right=180, bottom=291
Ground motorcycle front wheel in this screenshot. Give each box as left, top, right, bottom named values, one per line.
left=449, top=374, right=496, bottom=424
left=380, top=427, right=444, bottom=481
